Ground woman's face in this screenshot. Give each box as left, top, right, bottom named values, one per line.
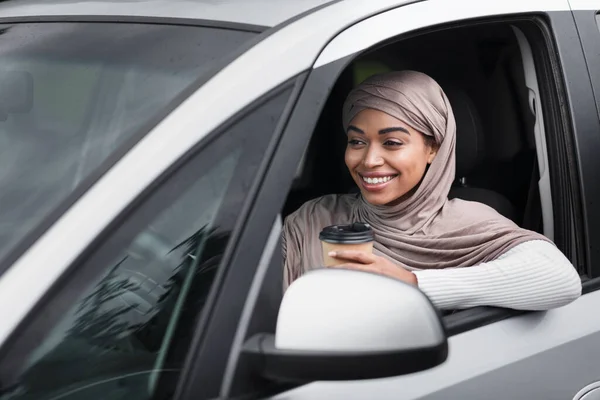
left=345, top=108, right=438, bottom=206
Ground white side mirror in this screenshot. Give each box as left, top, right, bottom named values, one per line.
left=276, top=268, right=445, bottom=351
left=243, top=268, right=447, bottom=382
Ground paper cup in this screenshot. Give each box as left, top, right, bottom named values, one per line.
left=319, top=223, right=374, bottom=267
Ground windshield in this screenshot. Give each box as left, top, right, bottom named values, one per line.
left=0, top=21, right=255, bottom=264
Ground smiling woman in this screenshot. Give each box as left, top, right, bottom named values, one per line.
left=282, top=70, right=581, bottom=311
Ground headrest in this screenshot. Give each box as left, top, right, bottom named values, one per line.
left=0, top=71, right=33, bottom=115
left=442, top=84, right=484, bottom=177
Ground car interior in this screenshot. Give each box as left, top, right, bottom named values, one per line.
left=282, top=22, right=547, bottom=238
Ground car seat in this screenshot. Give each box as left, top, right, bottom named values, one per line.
left=444, top=84, right=517, bottom=221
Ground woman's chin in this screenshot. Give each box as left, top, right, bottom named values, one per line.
left=358, top=185, right=412, bottom=206
left=360, top=191, right=398, bottom=206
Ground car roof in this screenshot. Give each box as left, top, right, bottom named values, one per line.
left=0, top=0, right=337, bottom=29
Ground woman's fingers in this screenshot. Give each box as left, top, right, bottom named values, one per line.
left=328, top=250, right=376, bottom=264
left=330, top=263, right=376, bottom=273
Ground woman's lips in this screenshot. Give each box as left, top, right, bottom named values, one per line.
left=358, top=174, right=398, bottom=192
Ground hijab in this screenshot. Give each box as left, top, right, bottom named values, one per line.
left=282, top=71, right=550, bottom=287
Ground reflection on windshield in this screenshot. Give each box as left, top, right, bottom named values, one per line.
left=0, top=22, right=254, bottom=265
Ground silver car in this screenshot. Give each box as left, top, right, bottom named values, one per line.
left=0, top=0, right=598, bottom=399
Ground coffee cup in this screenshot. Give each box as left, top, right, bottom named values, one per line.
left=319, top=222, right=374, bottom=267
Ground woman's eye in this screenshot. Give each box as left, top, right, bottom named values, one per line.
left=348, top=139, right=365, bottom=146
left=384, top=140, right=403, bottom=146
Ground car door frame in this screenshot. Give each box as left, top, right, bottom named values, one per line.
left=569, top=1, right=600, bottom=280
left=191, top=0, right=600, bottom=398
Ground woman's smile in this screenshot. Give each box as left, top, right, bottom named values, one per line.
left=358, top=173, right=399, bottom=191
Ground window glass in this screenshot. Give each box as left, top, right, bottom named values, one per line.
left=0, top=89, right=292, bottom=400
left=0, top=22, right=255, bottom=265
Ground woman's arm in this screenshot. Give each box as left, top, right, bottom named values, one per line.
left=282, top=213, right=305, bottom=292
left=413, top=240, right=582, bottom=310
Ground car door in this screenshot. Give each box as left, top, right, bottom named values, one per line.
left=193, top=1, right=600, bottom=399
left=569, top=0, right=600, bottom=275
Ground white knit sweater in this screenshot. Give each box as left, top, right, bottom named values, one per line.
left=414, top=240, right=582, bottom=310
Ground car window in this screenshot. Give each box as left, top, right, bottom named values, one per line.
left=0, top=88, right=292, bottom=400
left=0, top=21, right=256, bottom=267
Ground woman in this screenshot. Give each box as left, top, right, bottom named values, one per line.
left=282, top=70, right=581, bottom=310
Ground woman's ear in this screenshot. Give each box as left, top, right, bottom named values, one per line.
left=427, top=143, right=439, bottom=164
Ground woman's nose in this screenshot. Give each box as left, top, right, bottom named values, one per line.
left=362, top=145, right=384, bottom=168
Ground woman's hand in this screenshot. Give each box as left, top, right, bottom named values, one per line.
left=327, top=250, right=418, bottom=286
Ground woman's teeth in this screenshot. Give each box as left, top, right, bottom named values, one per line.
left=362, top=175, right=395, bottom=184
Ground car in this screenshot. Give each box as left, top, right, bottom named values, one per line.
left=0, top=0, right=598, bottom=399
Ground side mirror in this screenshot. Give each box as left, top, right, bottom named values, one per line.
left=243, top=268, right=448, bottom=382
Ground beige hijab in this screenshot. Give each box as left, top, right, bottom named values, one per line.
left=283, top=71, right=550, bottom=287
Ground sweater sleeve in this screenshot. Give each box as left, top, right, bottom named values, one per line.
left=282, top=212, right=304, bottom=292
left=413, top=240, right=582, bottom=311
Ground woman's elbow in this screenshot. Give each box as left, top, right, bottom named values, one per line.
left=537, top=258, right=582, bottom=310
left=555, top=264, right=582, bottom=307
